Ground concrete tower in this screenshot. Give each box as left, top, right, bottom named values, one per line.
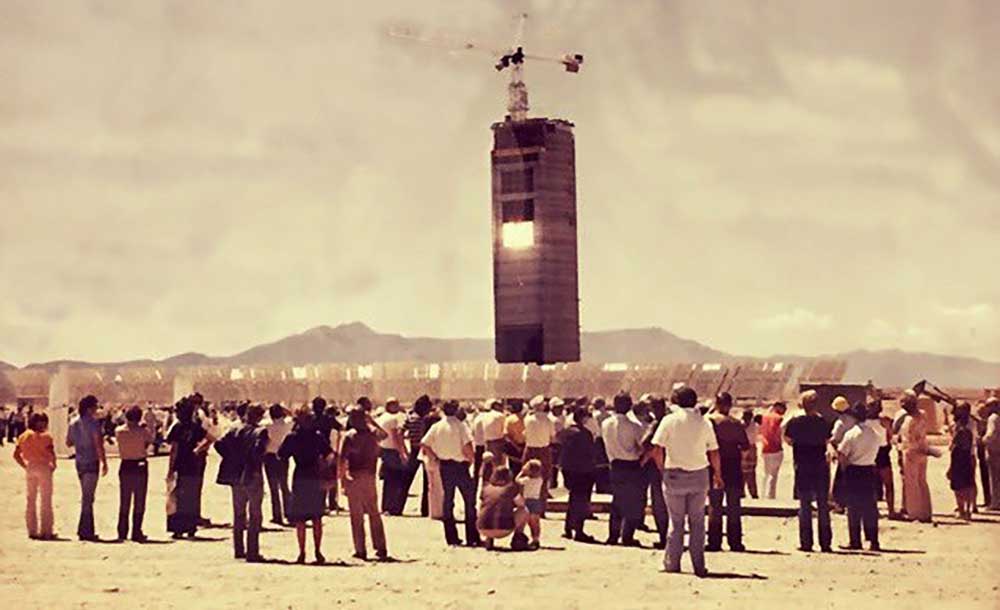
left=491, top=117, right=580, bottom=364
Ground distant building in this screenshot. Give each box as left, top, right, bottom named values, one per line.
left=491, top=117, right=580, bottom=364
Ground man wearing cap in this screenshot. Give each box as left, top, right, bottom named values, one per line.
left=422, top=400, right=481, bottom=547
left=707, top=392, right=749, bottom=552
left=837, top=401, right=886, bottom=550
left=601, top=391, right=647, bottom=546
left=376, top=398, right=408, bottom=515
left=523, top=395, right=556, bottom=510
left=651, top=387, right=722, bottom=577
left=829, top=395, right=858, bottom=512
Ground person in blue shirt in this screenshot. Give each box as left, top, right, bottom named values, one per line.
left=65, top=394, right=108, bottom=541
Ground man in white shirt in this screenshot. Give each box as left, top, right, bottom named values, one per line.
left=479, top=399, right=508, bottom=469
left=837, top=402, right=886, bottom=551
left=262, top=404, right=293, bottom=525
left=524, top=395, right=556, bottom=511
left=376, top=398, right=409, bottom=516
left=651, top=387, right=722, bottom=577
left=601, top=391, right=647, bottom=547
left=422, top=400, right=481, bottom=547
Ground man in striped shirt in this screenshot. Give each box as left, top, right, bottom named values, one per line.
left=401, top=395, right=434, bottom=517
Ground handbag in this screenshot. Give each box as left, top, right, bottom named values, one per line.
left=318, top=453, right=338, bottom=491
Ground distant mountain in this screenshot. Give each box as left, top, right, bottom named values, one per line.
left=837, top=349, right=1000, bottom=389
left=4, top=323, right=998, bottom=389
left=0, top=361, right=15, bottom=372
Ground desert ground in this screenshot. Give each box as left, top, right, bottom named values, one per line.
left=1, top=444, right=998, bottom=610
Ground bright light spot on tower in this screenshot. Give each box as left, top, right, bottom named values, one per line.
left=502, top=221, right=534, bottom=249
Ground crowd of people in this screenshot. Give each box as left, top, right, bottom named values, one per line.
left=9, top=388, right=1000, bottom=576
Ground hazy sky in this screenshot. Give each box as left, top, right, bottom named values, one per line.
left=2, top=0, right=999, bottom=366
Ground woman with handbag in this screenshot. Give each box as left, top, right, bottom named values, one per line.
left=278, top=406, right=334, bottom=564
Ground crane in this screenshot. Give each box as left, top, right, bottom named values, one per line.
left=388, top=12, right=583, bottom=122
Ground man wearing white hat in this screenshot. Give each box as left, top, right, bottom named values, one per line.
left=829, top=395, right=857, bottom=512
left=523, top=395, right=556, bottom=511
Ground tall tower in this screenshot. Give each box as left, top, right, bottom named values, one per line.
left=491, top=117, right=580, bottom=364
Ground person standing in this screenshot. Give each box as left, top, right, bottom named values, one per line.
left=707, top=392, right=749, bottom=552
left=898, top=393, right=940, bottom=522
left=522, top=395, right=556, bottom=509
left=279, top=406, right=333, bottom=564
left=340, top=407, right=389, bottom=560
left=376, top=398, right=409, bottom=516
left=263, top=404, right=293, bottom=525
left=65, top=395, right=108, bottom=541
left=402, top=395, right=434, bottom=516
left=651, top=387, right=722, bottom=577
left=557, top=406, right=597, bottom=542
left=740, top=409, right=760, bottom=499
left=783, top=390, right=833, bottom=552
left=837, top=402, right=885, bottom=551
left=601, top=391, right=646, bottom=547
left=759, top=402, right=787, bottom=499
left=975, top=401, right=992, bottom=508
left=216, top=404, right=269, bottom=561
left=165, top=398, right=210, bottom=539
left=948, top=403, right=977, bottom=520
left=421, top=400, right=481, bottom=547
left=14, top=412, right=57, bottom=540
left=311, top=397, right=342, bottom=513
left=983, top=398, right=1000, bottom=511
left=114, top=405, right=154, bottom=542
left=829, top=396, right=858, bottom=512
left=480, top=399, right=508, bottom=469
left=549, top=398, right=567, bottom=489
left=638, top=395, right=669, bottom=549
left=504, top=401, right=528, bottom=478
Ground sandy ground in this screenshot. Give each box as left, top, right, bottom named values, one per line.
left=0, top=444, right=998, bottom=610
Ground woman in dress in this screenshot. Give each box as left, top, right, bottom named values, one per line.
left=279, top=406, right=333, bottom=564
left=948, top=403, right=977, bottom=520
left=899, top=394, right=940, bottom=523
left=166, top=398, right=210, bottom=538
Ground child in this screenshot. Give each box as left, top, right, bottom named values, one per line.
left=480, top=451, right=497, bottom=500
left=14, top=413, right=57, bottom=540
left=947, top=404, right=976, bottom=520
left=516, top=458, right=544, bottom=549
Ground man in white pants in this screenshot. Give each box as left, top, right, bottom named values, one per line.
left=759, top=402, right=787, bottom=499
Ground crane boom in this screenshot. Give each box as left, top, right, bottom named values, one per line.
left=387, top=13, right=582, bottom=121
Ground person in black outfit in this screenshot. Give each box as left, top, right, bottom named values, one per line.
left=557, top=406, right=597, bottom=542
left=166, top=398, right=210, bottom=538
left=783, top=390, right=833, bottom=552
left=640, top=396, right=670, bottom=549
left=216, top=404, right=269, bottom=561
left=706, top=392, right=749, bottom=552
left=279, top=405, right=334, bottom=564
left=310, top=397, right=342, bottom=512
left=401, top=395, right=434, bottom=516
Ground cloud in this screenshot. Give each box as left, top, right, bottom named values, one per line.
left=752, top=309, right=834, bottom=332
left=1, top=0, right=999, bottom=365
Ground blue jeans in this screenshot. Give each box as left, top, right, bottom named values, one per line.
left=77, top=468, right=99, bottom=539
left=663, top=468, right=709, bottom=574
left=797, top=481, right=832, bottom=550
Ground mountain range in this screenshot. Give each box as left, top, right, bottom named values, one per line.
left=8, top=322, right=999, bottom=389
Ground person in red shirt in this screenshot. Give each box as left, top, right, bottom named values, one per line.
left=759, top=402, right=787, bottom=499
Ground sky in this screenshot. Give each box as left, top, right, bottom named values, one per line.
left=2, top=0, right=999, bottom=366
